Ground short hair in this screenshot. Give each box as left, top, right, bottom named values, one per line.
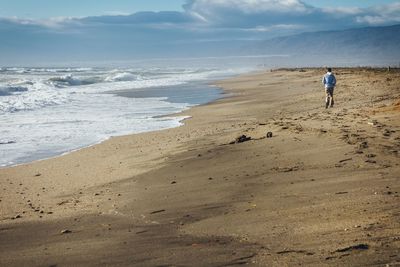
left=327, top=67, right=332, bottom=72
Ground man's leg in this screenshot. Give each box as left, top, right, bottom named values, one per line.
left=325, top=89, right=330, bottom=109
left=329, top=88, right=334, bottom=107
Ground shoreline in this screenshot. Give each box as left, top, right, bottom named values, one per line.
left=0, top=114, right=190, bottom=169
left=1, top=68, right=399, bottom=266
left=0, top=77, right=229, bottom=169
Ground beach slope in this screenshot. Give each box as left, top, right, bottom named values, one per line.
left=1, top=68, right=399, bottom=266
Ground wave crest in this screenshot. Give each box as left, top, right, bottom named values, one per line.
left=104, top=72, right=138, bottom=82
left=48, top=75, right=98, bottom=87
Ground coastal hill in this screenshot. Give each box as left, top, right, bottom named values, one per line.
left=246, top=24, right=400, bottom=66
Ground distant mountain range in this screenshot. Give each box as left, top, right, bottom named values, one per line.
left=246, top=24, right=400, bottom=66
left=1, top=17, right=398, bottom=67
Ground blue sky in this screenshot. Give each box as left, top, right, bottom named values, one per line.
left=0, top=0, right=399, bottom=64
left=304, top=0, right=398, bottom=8
left=0, top=0, right=184, bottom=18
left=0, top=0, right=399, bottom=18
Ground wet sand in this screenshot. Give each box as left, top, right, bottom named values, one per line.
left=0, top=68, right=399, bottom=266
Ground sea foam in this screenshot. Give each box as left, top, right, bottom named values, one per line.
left=0, top=66, right=249, bottom=167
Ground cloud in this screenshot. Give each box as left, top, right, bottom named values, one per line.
left=322, top=7, right=363, bottom=17
left=356, top=3, right=400, bottom=25
left=244, top=24, right=305, bottom=32
left=0, top=17, right=78, bottom=28
left=0, top=0, right=399, bottom=64
left=2, top=0, right=400, bottom=31
left=180, top=0, right=400, bottom=30
left=182, top=0, right=314, bottom=28
left=182, top=0, right=400, bottom=31
left=184, top=0, right=311, bottom=15
left=81, top=11, right=195, bottom=25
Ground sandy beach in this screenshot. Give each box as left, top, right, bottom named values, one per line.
left=1, top=68, right=399, bottom=266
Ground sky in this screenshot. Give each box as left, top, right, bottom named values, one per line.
left=304, top=0, right=398, bottom=8
left=0, top=0, right=399, bottom=65
left=1, top=0, right=399, bottom=18
left=0, top=0, right=185, bottom=19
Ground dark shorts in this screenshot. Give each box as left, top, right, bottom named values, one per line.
left=325, top=87, right=334, bottom=97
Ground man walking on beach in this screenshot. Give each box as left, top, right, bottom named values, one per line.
left=322, top=68, right=336, bottom=108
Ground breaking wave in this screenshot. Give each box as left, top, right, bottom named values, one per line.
left=0, top=67, right=248, bottom=114
left=104, top=72, right=138, bottom=82
left=48, top=75, right=99, bottom=87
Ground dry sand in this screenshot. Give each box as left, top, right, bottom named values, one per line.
left=0, top=68, right=399, bottom=266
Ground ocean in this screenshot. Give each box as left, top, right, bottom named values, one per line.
left=0, top=66, right=250, bottom=167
